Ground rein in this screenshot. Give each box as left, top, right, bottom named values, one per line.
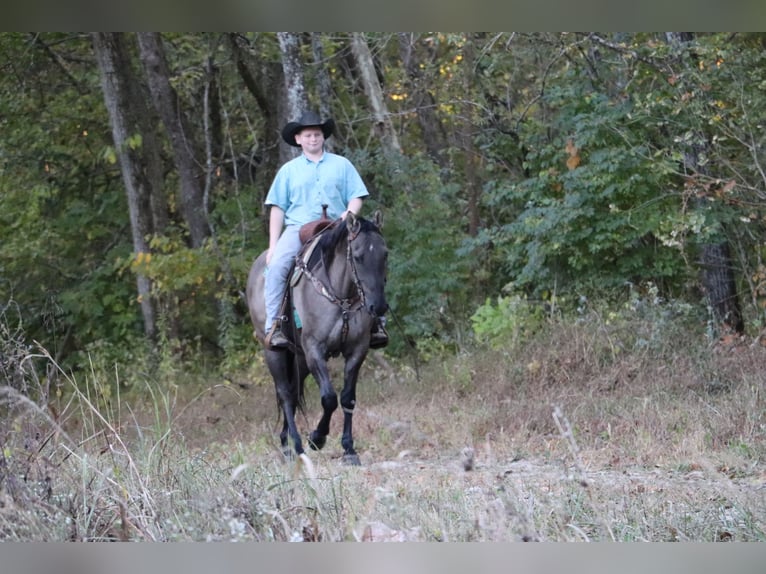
left=294, top=225, right=373, bottom=342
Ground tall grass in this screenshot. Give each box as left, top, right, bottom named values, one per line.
left=1, top=294, right=765, bottom=541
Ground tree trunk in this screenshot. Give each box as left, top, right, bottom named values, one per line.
left=136, top=32, right=210, bottom=248
left=311, top=33, right=335, bottom=153
left=398, top=33, right=448, bottom=166
left=276, top=32, right=308, bottom=162
left=351, top=33, right=401, bottom=155
left=460, top=34, right=481, bottom=237
left=700, top=242, right=744, bottom=333
left=227, top=33, right=279, bottom=191
left=92, top=32, right=157, bottom=338
left=665, top=32, right=744, bottom=334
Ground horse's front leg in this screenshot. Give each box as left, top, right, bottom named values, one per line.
left=305, top=348, right=337, bottom=451
left=339, top=352, right=365, bottom=466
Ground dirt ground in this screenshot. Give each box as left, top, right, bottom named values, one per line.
left=154, top=375, right=766, bottom=522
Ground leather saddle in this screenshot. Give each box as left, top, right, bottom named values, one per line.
left=299, top=204, right=334, bottom=244
left=291, top=206, right=336, bottom=287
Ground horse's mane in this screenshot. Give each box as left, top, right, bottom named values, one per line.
left=309, top=216, right=380, bottom=269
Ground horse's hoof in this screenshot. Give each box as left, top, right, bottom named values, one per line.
left=309, top=432, right=326, bottom=451
left=281, top=448, right=298, bottom=462
left=342, top=453, right=361, bottom=466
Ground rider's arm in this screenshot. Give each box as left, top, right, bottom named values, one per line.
left=342, top=197, right=364, bottom=220
left=266, top=205, right=285, bottom=265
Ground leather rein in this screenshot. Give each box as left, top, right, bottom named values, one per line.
left=294, top=224, right=372, bottom=342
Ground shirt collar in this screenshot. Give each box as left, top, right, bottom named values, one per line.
left=301, top=151, right=326, bottom=164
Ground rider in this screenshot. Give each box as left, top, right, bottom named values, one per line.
left=263, top=110, right=389, bottom=350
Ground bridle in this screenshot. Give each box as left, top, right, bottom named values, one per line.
left=294, top=224, right=380, bottom=341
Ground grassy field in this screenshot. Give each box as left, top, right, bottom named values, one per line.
left=2, top=302, right=765, bottom=541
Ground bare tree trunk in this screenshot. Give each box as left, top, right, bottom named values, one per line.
left=311, top=33, right=335, bottom=153
left=276, top=32, right=308, bottom=162
left=136, top=32, right=210, bottom=248
left=666, top=32, right=744, bottom=334
left=227, top=34, right=280, bottom=189
left=92, top=32, right=157, bottom=338
left=460, top=34, right=480, bottom=237
left=700, top=242, right=744, bottom=332
left=350, top=33, right=401, bottom=154
left=398, top=33, right=448, bottom=166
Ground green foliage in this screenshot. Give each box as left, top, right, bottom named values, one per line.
left=0, top=33, right=139, bottom=361
left=485, top=73, right=690, bottom=299
left=0, top=34, right=267, bottom=369
left=465, top=33, right=766, bottom=337
left=471, top=293, right=545, bottom=350
left=3, top=32, right=766, bottom=371
left=351, top=150, right=476, bottom=349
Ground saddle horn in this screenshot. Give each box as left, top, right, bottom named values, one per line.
left=299, top=204, right=333, bottom=244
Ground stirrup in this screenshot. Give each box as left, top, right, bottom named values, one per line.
left=369, top=320, right=389, bottom=349
left=265, top=323, right=289, bottom=349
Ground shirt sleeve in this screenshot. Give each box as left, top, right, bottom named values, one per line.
left=342, top=157, right=370, bottom=203
left=264, top=165, right=289, bottom=211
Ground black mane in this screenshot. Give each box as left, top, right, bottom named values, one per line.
left=309, top=216, right=380, bottom=268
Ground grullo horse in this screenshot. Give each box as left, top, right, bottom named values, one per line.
left=246, top=211, right=388, bottom=465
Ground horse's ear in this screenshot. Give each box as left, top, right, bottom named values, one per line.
left=346, top=211, right=359, bottom=233
left=373, top=210, right=383, bottom=229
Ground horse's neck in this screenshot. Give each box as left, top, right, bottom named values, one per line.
left=323, top=242, right=353, bottom=294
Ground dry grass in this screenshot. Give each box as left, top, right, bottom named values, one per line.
left=1, top=304, right=765, bottom=541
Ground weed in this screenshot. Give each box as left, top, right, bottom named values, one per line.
left=2, top=298, right=766, bottom=541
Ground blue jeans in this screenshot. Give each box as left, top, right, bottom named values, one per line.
left=264, top=225, right=303, bottom=332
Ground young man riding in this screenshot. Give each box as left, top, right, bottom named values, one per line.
left=263, top=110, right=388, bottom=350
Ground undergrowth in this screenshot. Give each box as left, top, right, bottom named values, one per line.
left=1, top=293, right=765, bottom=541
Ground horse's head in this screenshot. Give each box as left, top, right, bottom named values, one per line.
left=346, top=211, right=388, bottom=318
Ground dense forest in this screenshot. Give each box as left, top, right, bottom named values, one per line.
left=1, top=32, right=765, bottom=374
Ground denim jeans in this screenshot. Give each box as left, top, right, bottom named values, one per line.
left=264, top=225, right=302, bottom=331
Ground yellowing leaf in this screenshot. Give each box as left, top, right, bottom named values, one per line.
left=565, top=138, right=580, bottom=170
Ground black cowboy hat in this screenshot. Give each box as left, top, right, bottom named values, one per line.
left=281, top=111, right=335, bottom=147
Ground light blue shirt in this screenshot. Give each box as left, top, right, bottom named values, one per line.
left=265, top=151, right=369, bottom=226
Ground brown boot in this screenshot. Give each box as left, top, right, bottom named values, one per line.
left=369, top=317, right=389, bottom=349
left=265, top=322, right=289, bottom=349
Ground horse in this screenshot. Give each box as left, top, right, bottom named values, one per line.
left=246, top=211, right=388, bottom=465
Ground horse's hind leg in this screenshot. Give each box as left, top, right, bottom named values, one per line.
left=279, top=401, right=304, bottom=458
left=279, top=416, right=291, bottom=459
left=269, top=351, right=305, bottom=459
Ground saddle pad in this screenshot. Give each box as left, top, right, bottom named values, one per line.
left=290, top=234, right=323, bottom=287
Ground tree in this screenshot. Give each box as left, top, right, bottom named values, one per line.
left=458, top=34, right=481, bottom=237
left=5, top=32, right=766, bottom=368
left=350, top=33, right=401, bottom=155
left=137, top=32, right=210, bottom=248
left=397, top=33, right=448, bottom=166
left=0, top=33, right=152, bottom=361
left=276, top=32, right=308, bottom=162
left=226, top=32, right=280, bottom=195
left=311, top=33, right=335, bottom=153
left=92, top=32, right=162, bottom=338
left=665, top=32, right=744, bottom=334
